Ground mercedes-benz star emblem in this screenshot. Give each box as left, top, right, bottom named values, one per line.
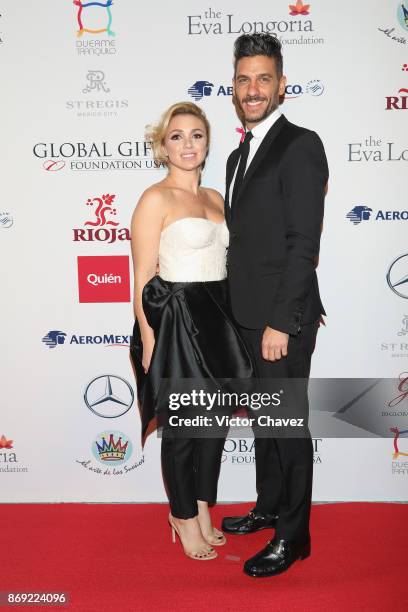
left=84, top=375, right=134, bottom=418
left=387, top=254, right=408, bottom=299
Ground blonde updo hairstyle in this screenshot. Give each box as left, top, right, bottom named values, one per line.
left=146, top=102, right=211, bottom=168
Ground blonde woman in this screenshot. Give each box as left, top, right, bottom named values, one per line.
left=130, top=102, right=252, bottom=561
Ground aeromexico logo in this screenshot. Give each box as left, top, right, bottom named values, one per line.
left=42, top=330, right=131, bottom=349
left=73, top=193, right=130, bottom=243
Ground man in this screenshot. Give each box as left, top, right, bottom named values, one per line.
left=222, top=33, right=328, bottom=577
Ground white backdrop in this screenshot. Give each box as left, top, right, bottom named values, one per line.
left=1, top=1, right=408, bottom=502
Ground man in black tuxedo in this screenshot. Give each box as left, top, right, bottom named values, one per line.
left=222, top=33, right=328, bottom=577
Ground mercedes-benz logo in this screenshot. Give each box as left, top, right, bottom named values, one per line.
left=387, top=254, right=408, bottom=299
left=84, top=375, right=134, bottom=418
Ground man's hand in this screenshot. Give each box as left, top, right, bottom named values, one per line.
left=262, top=326, right=289, bottom=361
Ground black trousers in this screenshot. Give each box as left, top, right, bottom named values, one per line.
left=239, top=321, right=319, bottom=541
left=161, top=433, right=225, bottom=519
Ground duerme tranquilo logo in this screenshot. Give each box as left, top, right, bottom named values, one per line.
left=387, top=254, right=408, bottom=299
left=74, top=0, right=117, bottom=56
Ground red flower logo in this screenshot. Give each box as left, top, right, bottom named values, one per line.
left=0, top=435, right=13, bottom=449
left=289, top=1, right=310, bottom=16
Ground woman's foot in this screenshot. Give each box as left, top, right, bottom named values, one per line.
left=197, top=500, right=227, bottom=546
left=169, top=514, right=217, bottom=560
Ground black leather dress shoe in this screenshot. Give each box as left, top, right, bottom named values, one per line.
left=221, top=508, right=278, bottom=535
left=243, top=537, right=311, bottom=577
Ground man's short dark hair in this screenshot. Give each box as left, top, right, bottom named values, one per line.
left=233, top=33, right=283, bottom=77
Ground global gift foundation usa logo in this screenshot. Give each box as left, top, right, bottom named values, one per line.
left=73, top=193, right=130, bottom=243
left=387, top=254, right=408, bottom=299
left=42, top=330, right=131, bottom=349
left=77, top=255, right=131, bottom=303
left=76, top=430, right=145, bottom=476
left=34, top=140, right=164, bottom=172
left=378, top=2, right=408, bottom=45
left=0, top=435, right=28, bottom=473
left=74, top=0, right=115, bottom=37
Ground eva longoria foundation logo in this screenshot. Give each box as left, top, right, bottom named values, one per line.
left=347, top=136, right=408, bottom=162
left=186, top=4, right=324, bottom=45
left=0, top=435, right=29, bottom=473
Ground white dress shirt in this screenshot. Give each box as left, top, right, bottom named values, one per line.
left=228, top=108, right=281, bottom=205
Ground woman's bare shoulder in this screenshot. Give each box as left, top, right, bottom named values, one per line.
left=202, top=187, right=224, bottom=212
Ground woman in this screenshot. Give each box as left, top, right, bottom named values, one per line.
left=130, top=102, right=252, bottom=561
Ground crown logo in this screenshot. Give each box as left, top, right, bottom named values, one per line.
left=403, top=4, right=408, bottom=26
left=95, top=433, right=128, bottom=461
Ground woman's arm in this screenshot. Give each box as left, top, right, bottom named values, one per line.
left=130, top=188, right=166, bottom=372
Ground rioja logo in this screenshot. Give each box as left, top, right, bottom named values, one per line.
left=73, top=194, right=130, bottom=243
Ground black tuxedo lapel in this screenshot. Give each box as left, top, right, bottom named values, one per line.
left=234, top=114, right=287, bottom=206
left=224, top=147, right=240, bottom=227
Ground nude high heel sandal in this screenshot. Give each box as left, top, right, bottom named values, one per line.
left=169, top=515, right=218, bottom=561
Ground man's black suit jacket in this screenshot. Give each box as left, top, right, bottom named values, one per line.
left=225, top=114, right=328, bottom=335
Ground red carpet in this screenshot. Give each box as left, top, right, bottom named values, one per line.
left=0, top=503, right=406, bottom=611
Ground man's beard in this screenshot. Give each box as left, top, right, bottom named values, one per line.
left=236, top=96, right=278, bottom=125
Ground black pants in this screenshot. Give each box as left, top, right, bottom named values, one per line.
left=161, top=433, right=225, bottom=519
left=239, top=321, right=319, bottom=541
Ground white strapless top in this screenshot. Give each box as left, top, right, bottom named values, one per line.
left=159, top=217, right=229, bottom=282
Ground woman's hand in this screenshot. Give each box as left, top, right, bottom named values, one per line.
left=141, top=329, right=155, bottom=373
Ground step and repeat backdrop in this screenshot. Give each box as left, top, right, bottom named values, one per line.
left=1, top=1, right=407, bottom=502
